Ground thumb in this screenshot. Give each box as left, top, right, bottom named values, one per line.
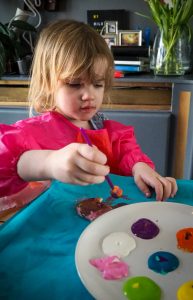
left=134, top=177, right=151, bottom=198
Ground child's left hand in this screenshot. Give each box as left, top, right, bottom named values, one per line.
left=132, top=162, right=178, bottom=201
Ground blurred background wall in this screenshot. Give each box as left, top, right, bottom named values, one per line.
left=0, top=0, right=160, bottom=40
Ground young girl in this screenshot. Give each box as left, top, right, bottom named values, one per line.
left=0, top=19, right=177, bottom=214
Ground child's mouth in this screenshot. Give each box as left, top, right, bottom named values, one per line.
left=81, top=106, right=95, bottom=113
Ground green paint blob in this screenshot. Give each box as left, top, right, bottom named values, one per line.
left=123, top=276, right=161, bottom=300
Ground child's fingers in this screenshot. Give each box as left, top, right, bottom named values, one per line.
left=153, top=176, right=178, bottom=201
left=165, top=177, right=178, bottom=197
left=70, top=166, right=107, bottom=185
left=75, top=151, right=110, bottom=176
left=134, top=177, right=152, bottom=198
left=155, top=176, right=172, bottom=201
left=78, top=144, right=107, bottom=165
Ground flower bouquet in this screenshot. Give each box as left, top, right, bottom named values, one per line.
left=137, top=0, right=193, bottom=75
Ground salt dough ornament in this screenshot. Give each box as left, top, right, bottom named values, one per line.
left=76, top=197, right=112, bottom=221
left=76, top=197, right=128, bottom=221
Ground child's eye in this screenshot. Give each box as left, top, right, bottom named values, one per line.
left=94, top=82, right=104, bottom=88
left=67, top=82, right=81, bottom=88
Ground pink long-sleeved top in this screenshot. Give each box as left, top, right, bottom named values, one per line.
left=0, top=111, right=154, bottom=198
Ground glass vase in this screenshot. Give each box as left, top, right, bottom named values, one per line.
left=151, top=29, right=191, bottom=76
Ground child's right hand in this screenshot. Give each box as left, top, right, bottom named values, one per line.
left=46, top=143, right=110, bottom=185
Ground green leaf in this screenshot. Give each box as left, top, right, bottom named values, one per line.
left=134, top=12, right=151, bottom=20
left=173, top=0, right=181, bottom=19
left=9, top=20, right=36, bottom=32
left=180, top=0, right=193, bottom=24
left=144, top=0, right=193, bottom=68
left=0, top=22, right=9, bottom=35
left=0, top=40, right=6, bottom=76
left=0, top=32, right=13, bottom=47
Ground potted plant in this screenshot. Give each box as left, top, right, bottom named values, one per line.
left=137, top=0, right=193, bottom=75
left=0, top=19, right=36, bottom=76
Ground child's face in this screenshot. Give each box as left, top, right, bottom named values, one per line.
left=54, top=60, right=106, bottom=125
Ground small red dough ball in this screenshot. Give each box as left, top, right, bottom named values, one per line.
left=111, top=185, right=123, bottom=198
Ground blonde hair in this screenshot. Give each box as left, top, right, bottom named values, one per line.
left=28, top=19, right=114, bottom=114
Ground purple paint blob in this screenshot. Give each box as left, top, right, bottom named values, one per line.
left=131, top=218, right=160, bottom=239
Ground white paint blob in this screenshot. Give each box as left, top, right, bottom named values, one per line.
left=102, top=232, right=136, bottom=257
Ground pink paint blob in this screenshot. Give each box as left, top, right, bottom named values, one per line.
left=89, top=256, right=129, bottom=280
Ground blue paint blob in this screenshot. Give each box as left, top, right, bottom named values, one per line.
left=148, top=251, right=179, bottom=275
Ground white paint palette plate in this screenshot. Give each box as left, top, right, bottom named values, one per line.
left=75, top=202, right=193, bottom=300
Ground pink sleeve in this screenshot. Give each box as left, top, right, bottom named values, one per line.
left=0, top=124, right=28, bottom=197
left=104, top=120, right=155, bottom=176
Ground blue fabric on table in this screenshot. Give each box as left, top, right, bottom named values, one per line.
left=0, top=174, right=192, bottom=300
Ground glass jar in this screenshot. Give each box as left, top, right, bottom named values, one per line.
left=151, top=29, right=192, bottom=76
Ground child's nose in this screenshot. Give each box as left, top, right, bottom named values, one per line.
left=81, top=86, right=95, bottom=101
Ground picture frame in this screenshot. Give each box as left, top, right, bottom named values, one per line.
left=103, top=34, right=118, bottom=48
left=119, top=30, right=142, bottom=46
left=104, top=21, right=118, bottom=34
